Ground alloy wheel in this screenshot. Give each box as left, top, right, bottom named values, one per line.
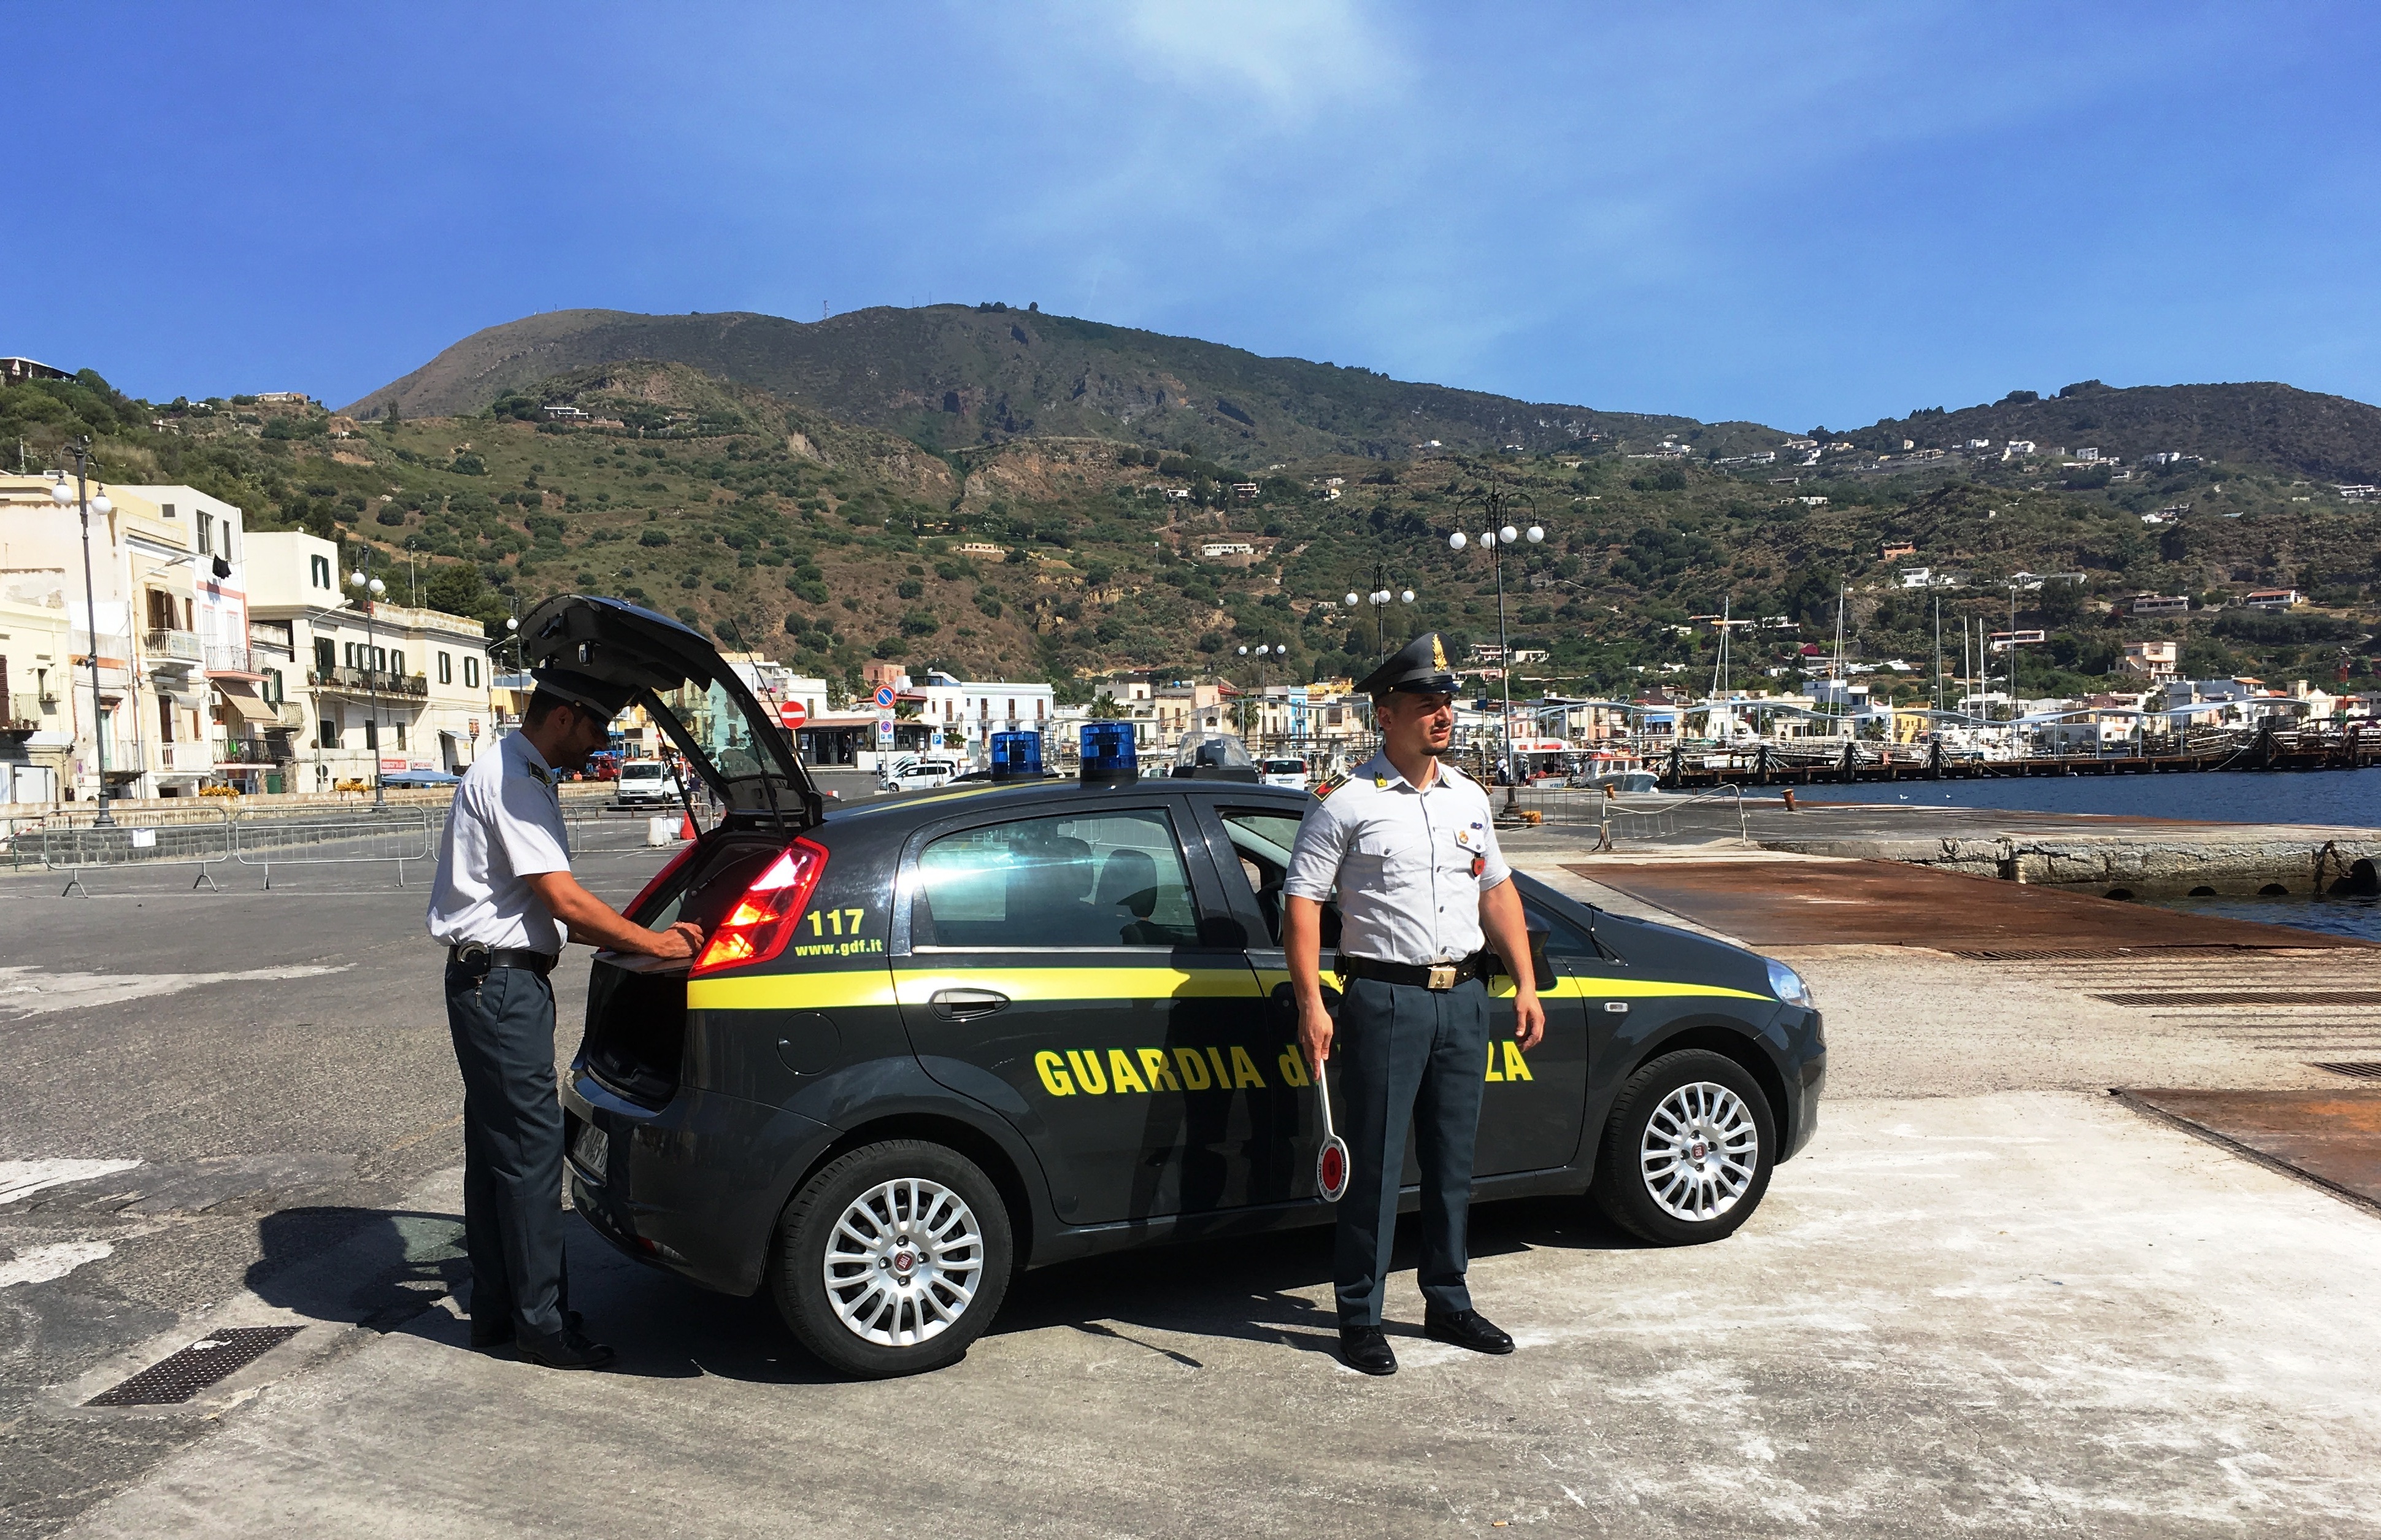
left=823, top=1177, right=984, bottom=1347
left=1639, top=1081, right=1760, bottom=1222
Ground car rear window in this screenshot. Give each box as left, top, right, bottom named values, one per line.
left=913, top=809, right=1199, bottom=949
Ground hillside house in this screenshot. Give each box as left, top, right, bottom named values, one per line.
left=2123, top=641, right=2180, bottom=679
left=2244, top=589, right=2304, bottom=610
left=1879, top=542, right=1917, bottom=560
left=952, top=542, right=1006, bottom=559
left=542, top=404, right=590, bottom=422
left=1899, top=567, right=1933, bottom=588
left=2130, top=595, right=2191, bottom=617
left=1231, top=483, right=1260, bottom=500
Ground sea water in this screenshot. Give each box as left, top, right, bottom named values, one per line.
left=1799, top=767, right=2381, bottom=943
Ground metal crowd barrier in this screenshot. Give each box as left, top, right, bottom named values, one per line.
left=10, top=798, right=681, bottom=895
left=231, top=809, right=437, bottom=890
left=1508, top=784, right=1751, bottom=850
left=31, top=810, right=237, bottom=896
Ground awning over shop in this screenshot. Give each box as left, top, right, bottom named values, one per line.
left=213, top=678, right=272, bottom=723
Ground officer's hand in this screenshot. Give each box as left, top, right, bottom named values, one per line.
left=1298, top=996, right=1334, bottom=1077
left=647, top=920, right=706, bottom=961
left=1513, top=988, right=1546, bottom=1052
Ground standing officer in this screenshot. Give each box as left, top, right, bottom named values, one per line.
left=1282, top=633, right=1546, bottom=1376
left=426, top=668, right=704, bottom=1369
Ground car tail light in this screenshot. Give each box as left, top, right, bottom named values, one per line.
left=623, top=839, right=701, bottom=922
left=691, top=838, right=829, bottom=975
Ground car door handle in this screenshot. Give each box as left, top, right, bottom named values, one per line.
left=930, top=988, right=1010, bottom=1020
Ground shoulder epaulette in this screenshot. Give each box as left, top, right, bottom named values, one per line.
left=1314, top=772, right=1349, bottom=801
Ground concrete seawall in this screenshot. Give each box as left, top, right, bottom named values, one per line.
left=1757, top=822, right=2381, bottom=898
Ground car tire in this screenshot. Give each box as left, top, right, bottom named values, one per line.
left=771, top=1139, right=1014, bottom=1379
left=1590, top=1049, right=1777, bottom=1246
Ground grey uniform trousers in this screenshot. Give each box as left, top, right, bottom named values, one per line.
left=1332, top=974, right=1491, bottom=1326
left=444, top=960, right=571, bottom=1341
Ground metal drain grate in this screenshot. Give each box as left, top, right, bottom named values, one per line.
left=2310, top=1062, right=2381, bottom=1080
left=86, top=1326, right=303, bottom=1407
left=2093, top=990, right=2381, bottom=1007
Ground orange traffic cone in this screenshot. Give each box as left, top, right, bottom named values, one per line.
left=679, top=815, right=696, bottom=841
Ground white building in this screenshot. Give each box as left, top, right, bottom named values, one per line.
left=246, top=532, right=496, bottom=790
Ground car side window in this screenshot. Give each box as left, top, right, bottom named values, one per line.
left=1218, top=807, right=1339, bottom=949
left=914, top=809, right=1200, bottom=950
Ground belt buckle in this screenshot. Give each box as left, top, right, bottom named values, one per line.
left=1426, top=964, right=1456, bottom=991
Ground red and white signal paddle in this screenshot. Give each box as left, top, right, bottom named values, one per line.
left=1315, top=1058, right=1351, bottom=1203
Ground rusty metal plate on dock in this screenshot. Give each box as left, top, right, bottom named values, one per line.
left=2117, top=1088, right=2381, bottom=1213
left=1571, top=859, right=2375, bottom=952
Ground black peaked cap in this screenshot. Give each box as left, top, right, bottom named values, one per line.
left=531, top=667, right=634, bottom=718
left=1355, top=632, right=1460, bottom=696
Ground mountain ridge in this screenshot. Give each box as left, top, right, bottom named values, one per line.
left=341, top=304, right=1771, bottom=466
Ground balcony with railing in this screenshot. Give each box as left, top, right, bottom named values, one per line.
left=307, top=666, right=429, bottom=699
left=204, top=643, right=261, bottom=676
left=214, top=736, right=286, bottom=766
left=143, top=629, right=203, bottom=669
left=5, top=691, right=60, bottom=730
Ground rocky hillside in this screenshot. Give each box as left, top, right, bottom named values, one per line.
left=1836, top=380, right=2381, bottom=485
left=340, top=304, right=1775, bottom=466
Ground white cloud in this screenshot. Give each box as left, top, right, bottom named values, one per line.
left=1109, top=0, right=1406, bottom=114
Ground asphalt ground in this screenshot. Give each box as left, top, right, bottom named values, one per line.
left=5, top=834, right=2381, bottom=1536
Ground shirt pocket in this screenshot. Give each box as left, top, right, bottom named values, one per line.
left=1340, top=829, right=1418, bottom=896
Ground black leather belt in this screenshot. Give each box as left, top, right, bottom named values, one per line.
left=448, top=943, right=558, bottom=977
left=1336, top=952, right=1493, bottom=991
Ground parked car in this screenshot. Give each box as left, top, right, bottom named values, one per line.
left=880, top=757, right=960, bottom=792
left=522, top=595, right=1826, bottom=1380
left=614, top=758, right=679, bottom=808
left=1256, top=756, right=1309, bottom=790
left=380, top=768, right=461, bottom=788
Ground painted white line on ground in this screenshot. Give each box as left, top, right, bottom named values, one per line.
left=0, top=963, right=350, bottom=1018
left=0, top=1158, right=142, bottom=1204
left=0, top=1240, right=113, bottom=1287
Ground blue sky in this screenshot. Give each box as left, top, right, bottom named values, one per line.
left=9, top=2, right=2377, bottom=431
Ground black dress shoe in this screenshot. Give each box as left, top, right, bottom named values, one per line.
left=1339, top=1324, right=1398, bottom=1376
left=517, top=1326, right=614, bottom=1370
left=1424, top=1309, right=1515, bottom=1355
left=469, top=1309, right=580, bottom=1351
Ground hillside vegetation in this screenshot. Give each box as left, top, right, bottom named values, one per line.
left=341, top=304, right=1774, bottom=467
left=8, top=347, right=2377, bottom=707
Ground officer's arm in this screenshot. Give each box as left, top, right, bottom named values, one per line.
left=1283, top=896, right=1333, bottom=1073
left=1479, top=878, right=1545, bottom=1050
left=523, top=871, right=705, bottom=960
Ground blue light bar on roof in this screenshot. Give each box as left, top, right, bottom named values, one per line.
left=990, top=730, right=1043, bottom=782
left=1079, top=721, right=1137, bottom=785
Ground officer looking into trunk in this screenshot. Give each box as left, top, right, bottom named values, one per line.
left=1282, top=633, right=1546, bottom=1376
left=426, top=669, right=705, bottom=1369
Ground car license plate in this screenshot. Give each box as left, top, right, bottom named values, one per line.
left=572, top=1120, right=609, bottom=1179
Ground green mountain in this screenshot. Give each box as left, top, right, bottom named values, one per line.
left=340, top=304, right=1779, bottom=466
left=12, top=344, right=2379, bottom=708
left=1835, top=380, right=2381, bottom=485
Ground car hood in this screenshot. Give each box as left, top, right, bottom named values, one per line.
left=518, top=594, right=823, bottom=828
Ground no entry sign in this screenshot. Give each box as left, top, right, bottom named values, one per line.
left=778, top=700, right=807, bottom=730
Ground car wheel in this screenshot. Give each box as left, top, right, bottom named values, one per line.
left=771, top=1139, right=1013, bottom=1379
left=1590, top=1049, right=1776, bottom=1245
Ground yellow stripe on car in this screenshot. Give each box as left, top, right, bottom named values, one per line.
left=688, top=965, right=1261, bottom=1012
left=1250, top=967, right=1772, bottom=1004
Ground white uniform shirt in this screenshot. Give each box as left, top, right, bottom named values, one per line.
left=425, top=731, right=573, bottom=953
left=1282, top=752, right=1512, bottom=966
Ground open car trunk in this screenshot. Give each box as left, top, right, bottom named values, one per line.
left=579, top=831, right=796, bottom=1106
left=519, top=595, right=828, bottom=1105
left=517, top=594, right=824, bottom=828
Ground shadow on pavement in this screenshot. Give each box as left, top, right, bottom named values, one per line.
left=257, top=1191, right=1645, bottom=1383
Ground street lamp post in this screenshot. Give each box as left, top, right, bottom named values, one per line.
left=52, top=442, right=117, bottom=825
left=1451, top=474, right=1545, bottom=784
left=346, top=550, right=388, bottom=806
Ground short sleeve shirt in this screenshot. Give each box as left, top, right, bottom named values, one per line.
left=425, top=731, right=573, bottom=953
left=1282, top=752, right=1512, bottom=966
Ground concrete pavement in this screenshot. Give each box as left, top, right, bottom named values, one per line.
left=6, top=837, right=2381, bottom=1536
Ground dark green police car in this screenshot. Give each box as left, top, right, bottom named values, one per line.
left=525, top=596, right=1826, bottom=1379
